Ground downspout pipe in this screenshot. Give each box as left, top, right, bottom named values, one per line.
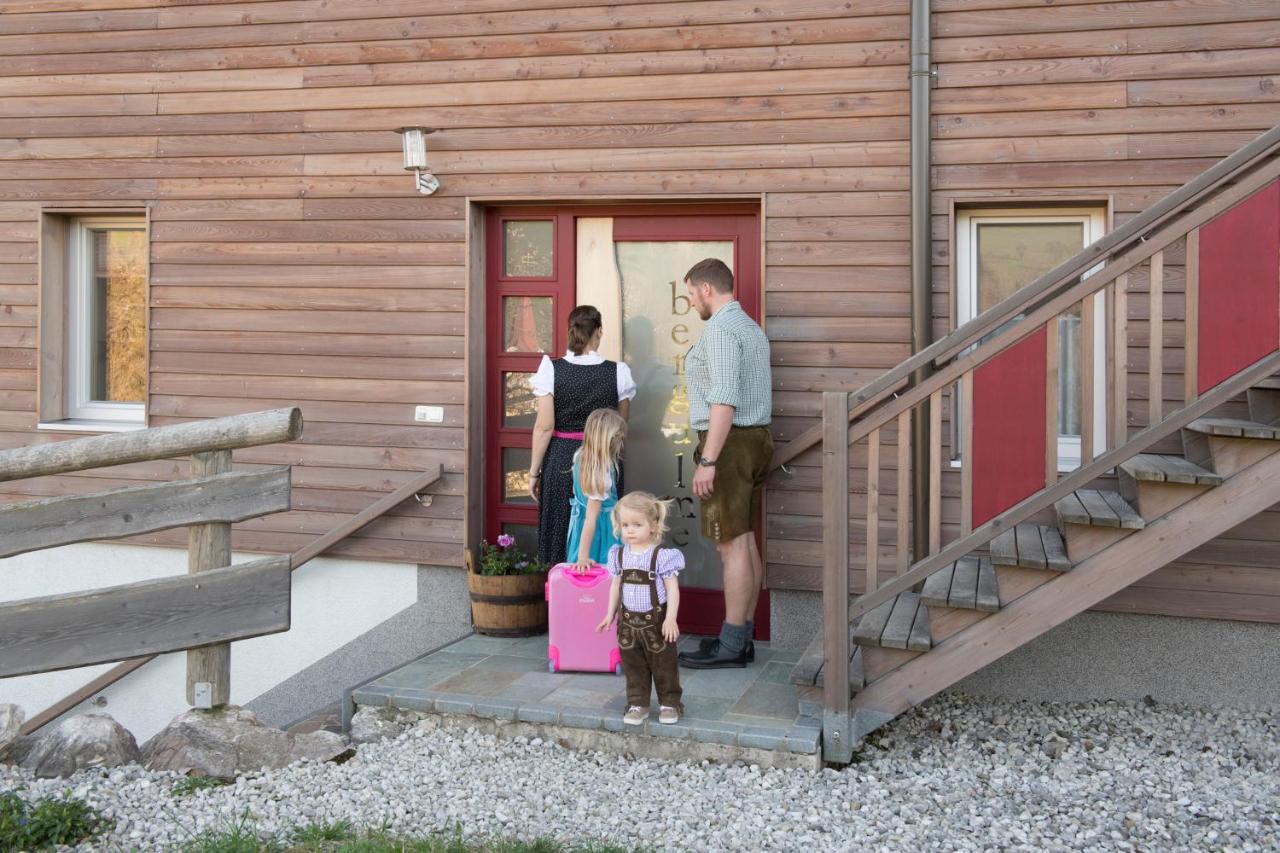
left=909, top=0, right=934, bottom=561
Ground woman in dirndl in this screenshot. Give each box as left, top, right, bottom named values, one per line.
left=527, top=305, right=636, bottom=567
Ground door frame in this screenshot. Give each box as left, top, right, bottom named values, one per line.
left=476, top=202, right=768, bottom=638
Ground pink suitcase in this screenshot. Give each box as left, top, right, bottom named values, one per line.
left=545, top=563, right=622, bottom=674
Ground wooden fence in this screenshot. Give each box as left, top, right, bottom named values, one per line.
left=0, top=409, right=302, bottom=708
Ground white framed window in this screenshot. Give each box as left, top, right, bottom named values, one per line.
left=39, top=214, right=147, bottom=429
left=955, top=206, right=1107, bottom=472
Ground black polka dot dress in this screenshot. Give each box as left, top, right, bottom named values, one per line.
left=537, top=359, right=620, bottom=567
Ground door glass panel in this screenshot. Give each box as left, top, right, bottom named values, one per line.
left=503, top=372, right=537, bottom=428
left=503, top=296, right=554, bottom=353
left=502, top=447, right=534, bottom=505
left=504, top=220, right=553, bottom=277
left=616, top=240, right=735, bottom=591
left=975, top=222, right=1085, bottom=439
left=501, top=523, right=539, bottom=557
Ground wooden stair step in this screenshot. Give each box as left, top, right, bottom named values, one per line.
left=1120, top=453, right=1222, bottom=486
left=852, top=592, right=931, bottom=652
left=921, top=557, right=1000, bottom=612
left=991, top=524, right=1072, bottom=572
left=1252, top=377, right=1280, bottom=391
left=790, top=627, right=865, bottom=693
left=1186, top=418, right=1280, bottom=440
left=1055, top=489, right=1145, bottom=530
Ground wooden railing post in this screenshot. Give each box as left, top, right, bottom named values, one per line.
left=822, top=391, right=853, bottom=763
left=187, top=449, right=233, bottom=708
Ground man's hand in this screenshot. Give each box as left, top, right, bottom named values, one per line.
left=692, top=464, right=716, bottom=499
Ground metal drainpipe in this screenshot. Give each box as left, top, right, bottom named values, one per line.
left=909, top=0, right=934, bottom=561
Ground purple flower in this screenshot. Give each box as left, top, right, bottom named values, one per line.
left=496, top=534, right=515, bottom=549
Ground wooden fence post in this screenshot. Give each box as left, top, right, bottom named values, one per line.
left=187, top=449, right=232, bottom=707
left=822, top=391, right=853, bottom=764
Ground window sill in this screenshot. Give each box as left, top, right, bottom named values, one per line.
left=37, top=419, right=147, bottom=434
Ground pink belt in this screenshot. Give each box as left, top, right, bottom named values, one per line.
left=553, top=430, right=584, bottom=440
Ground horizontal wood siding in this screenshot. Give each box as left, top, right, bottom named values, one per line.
left=0, top=0, right=912, bottom=574
left=765, top=0, right=1280, bottom=623
left=1, top=0, right=1278, bottom=625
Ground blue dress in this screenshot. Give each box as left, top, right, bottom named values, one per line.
left=564, top=454, right=620, bottom=566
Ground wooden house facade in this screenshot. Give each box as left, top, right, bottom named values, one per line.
left=1, top=0, right=1279, bottom=730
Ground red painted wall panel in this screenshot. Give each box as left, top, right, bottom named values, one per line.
left=971, top=328, right=1048, bottom=527
left=1198, top=180, right=1280, bottom=393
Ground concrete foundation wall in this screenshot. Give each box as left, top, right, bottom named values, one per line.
left=770, top=589, right=1280, bottom=708
left=0, top=543, right=467, bottom=740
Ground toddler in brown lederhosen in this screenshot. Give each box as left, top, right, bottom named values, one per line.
left=595, top=491, right=684, bottom=726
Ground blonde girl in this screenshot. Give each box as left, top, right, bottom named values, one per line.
left=595, top=491, right=685, bottom=726
left=565, top=408, right=627, bottom=571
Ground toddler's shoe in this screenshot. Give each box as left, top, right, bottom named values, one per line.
left=658, top=706, right=680, bottom=725
left=623, top=705, right=649, bottom=726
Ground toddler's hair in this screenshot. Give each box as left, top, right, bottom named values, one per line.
left=578, top=408, right=626, bottom=498
left=611, top=490, right=670, bottom=543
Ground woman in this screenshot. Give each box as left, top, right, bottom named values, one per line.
left=528, top=305, right=635, bottom=567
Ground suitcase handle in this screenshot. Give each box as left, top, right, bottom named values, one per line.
left=553, top=563, right=608, bottom=586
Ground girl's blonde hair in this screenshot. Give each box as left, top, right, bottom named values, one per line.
left=578, top=408, right=626, bottom=498
left=611, top=491, right=670, bottom=544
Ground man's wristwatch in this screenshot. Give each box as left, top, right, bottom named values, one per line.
left=697, top=457, right=717, bottom=468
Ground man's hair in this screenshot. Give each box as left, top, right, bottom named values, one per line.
left=684, top=258, right=734, bottom=294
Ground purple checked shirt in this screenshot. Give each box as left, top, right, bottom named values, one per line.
left=606, top=544, right=684, bottom=613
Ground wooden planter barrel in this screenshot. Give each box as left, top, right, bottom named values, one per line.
left=466, top=552, right=547, bottom=637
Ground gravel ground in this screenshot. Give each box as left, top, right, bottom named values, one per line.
left=2, top=693, right=1277, bottom=852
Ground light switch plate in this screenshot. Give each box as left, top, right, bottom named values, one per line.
left=414, top=405, right=444, bottom=423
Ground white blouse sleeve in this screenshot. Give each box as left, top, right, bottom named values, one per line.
left=531, top=355, right=555, bottom=397
left=616, top=361, right=637, bottom=402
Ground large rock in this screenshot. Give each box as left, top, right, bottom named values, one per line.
left=21, top=713, right=140, bottom=778
left=0, top=703, right=22, bottom=763
left=349, top=706, right=406, bottom=745
left=142, top=705, right=349, bottom=780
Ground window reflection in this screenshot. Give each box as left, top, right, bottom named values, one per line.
left=503, top=447, right=534, bottom=505
left=503, top=373, right=537, bottom=428
left=503, top=296, right=553, bottom=353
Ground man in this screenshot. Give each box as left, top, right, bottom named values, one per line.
left=676, top=258, right=772, bottom=669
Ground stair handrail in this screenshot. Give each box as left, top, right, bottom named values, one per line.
left=838, top=149, right=1280, bottom=627
left=772, top=121, right=1280, bottom=472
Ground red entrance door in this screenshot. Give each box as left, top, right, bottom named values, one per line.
left=484, top=205, right=766, bottom=638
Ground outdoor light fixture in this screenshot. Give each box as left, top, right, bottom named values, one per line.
left=396, top=126, right=440, bottom=195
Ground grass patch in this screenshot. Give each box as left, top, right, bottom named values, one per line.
left=0, top=788, right=113, bottom=850
left=181, top=820, right=645, bottom=853
left=173, top=775, right=233, bottom=797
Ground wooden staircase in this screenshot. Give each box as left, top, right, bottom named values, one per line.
left=783, top=122, right=1280, bottom=762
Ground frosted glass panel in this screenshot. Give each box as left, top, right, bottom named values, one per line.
left=504, top=220, right=553, bottom=277
left=503, top=296, right=553, bottom=353
left=617, top=240, right=734, bottom=591
left=503, top=447, right=534, bottom=505
left=503, top=372, right=537, bottom=428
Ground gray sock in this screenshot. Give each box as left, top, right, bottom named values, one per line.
left=745, top=620, right=754, bottom=645
left=718, top=621, right=749, bottom=655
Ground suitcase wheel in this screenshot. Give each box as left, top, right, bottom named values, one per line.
left=548, top=660, right=558, bottom=673
left=613, top=663, right=623, bottom=676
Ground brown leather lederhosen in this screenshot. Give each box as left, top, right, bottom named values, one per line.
left=616, top=547, right=683, bottom=712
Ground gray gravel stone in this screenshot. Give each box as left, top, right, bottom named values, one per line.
left=0, top=694, right=1275, bottom=852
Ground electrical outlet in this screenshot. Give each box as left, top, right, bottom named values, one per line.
left=414, top=405, right=444, bottom=423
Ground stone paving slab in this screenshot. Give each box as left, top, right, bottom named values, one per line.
left=354, top=633, right=817, bottom=755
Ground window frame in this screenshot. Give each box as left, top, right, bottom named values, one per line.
left=954, top=206, right=1108, bottom=472
left=38, top=211, right=149, bottom=432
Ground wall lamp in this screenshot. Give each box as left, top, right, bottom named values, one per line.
left=396, top=126, right=440, bottom=196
